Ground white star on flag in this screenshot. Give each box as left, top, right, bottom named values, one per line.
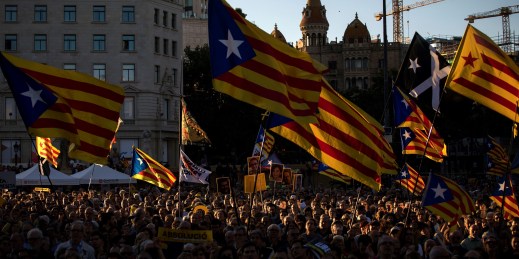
left=402, top=130, right=411, bottom=140
left=408, top=57, right=421, bottom=73
left=21, top=84, right=46, bottom=108
left=431, top=183, right=447, bottom=199
left=219, top=30, right=243, bottom=59
left=137, top=157, right=143, bottom=165
left=401, top=170, right=408, bottom=178
left=499, top=181, right=507, bottom=191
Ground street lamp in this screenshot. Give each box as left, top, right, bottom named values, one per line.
left=13, top=141, right=20, bottom=166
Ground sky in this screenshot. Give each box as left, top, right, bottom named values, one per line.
left=226, top=0, right=519, bottom=44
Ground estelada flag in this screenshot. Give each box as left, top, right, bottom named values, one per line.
left=0, top=52, right=124, bottom=164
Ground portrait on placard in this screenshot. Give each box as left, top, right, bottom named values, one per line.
left=216, top=177, right=231, bottom=194
left=270, top=163, right=283, bottom=182
left=247, top=156, right=260, bottom=175
left=282, top=168, right=292, bottom=185
left=293, top=174, right=303, bottom=192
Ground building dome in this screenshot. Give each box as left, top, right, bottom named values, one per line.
left=271, top=24, right=287, bottom=43
left=300, top=0, right=329, bottom=28
left=343, top=13, right=371, bottom=44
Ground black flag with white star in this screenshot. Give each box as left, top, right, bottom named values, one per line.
left=395, top=32, right=451, bottom=113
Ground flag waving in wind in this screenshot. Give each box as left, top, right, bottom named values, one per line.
left=490, top=175, right=519, bottom=219
left=252, top=125, right=275, bottom=162
left=269, top=82, right=397, bottom=191
left=396, top=163, right=425, bottom=195
left=446, top=25, right=519, bottom=122
left=394, top=88, right=446, bottom=162
left=182, top=99, right=211, bottom=145
left=36, top=137, right=60, bottom=168
left=209, top=0, right=326, bottom=125
left=180, top=149, right=212, bottom=184
left=484, top=136, right=510, bottom=176
left=0, top=52, right=124, bottom=164
left=395, top=32, right=451, bottom=112
left=422, top=173, right=475, bottom=225
left=131, top=147, right=176, bottom=190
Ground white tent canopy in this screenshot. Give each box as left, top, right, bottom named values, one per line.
left=16, top=165, right=80, bottom=186
left=72, top=164, right=136, bottom=185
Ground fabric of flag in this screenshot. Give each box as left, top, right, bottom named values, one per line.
left=400, top=128, right=446, bottom=163
left=422, top=173, right=475, bottom=224
left=0, top=52, right=124, bottom=164
left=317, top=163, right=351, bottom=185
left=181, top=99, right=211, bottom=145
left=179, top=149, right=212, bottom=184
left=395, top=32, right=451, bottom=112
left=395, top=163, right=425, bottom=195
left=484, top=136, right=510, bottom=176
left=131, top=147, right=176, bottom=190
left=490, top=175, right=519, bottom=219
left=252, top=125, right=275, bottom=162
left=393, top=87, right=446, bottom=162
left=209, top=0, right=327, bottom=125
left=36, top=137, right=60, bottom=168
left=446, top=24, right=519, bottom=123
left=269, top=82, right=397, bottom=191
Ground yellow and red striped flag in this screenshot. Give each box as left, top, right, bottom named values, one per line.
left=131, top=147, right=176, bottom=190
left=36, top=137, right=60, bottom=168
left=209, top=0, right=326, bottom=125
left=490, top=175, right=519, bottom=219
left=422, top=173, right=475, bottom=225
left=395, top=163, right=425, bottom=195
left=446, top=24, right=519, bottom=122
left=400, top=128, right=446, bottom=163
left=0, top=52, right=124, bottom=164
left=269, top=82, right=397, bottom=191
left=318, top=163, right=351, bottom=185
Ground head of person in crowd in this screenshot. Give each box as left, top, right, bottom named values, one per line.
left=482, top=231, right=499, bottom=256
left=267, top=224, right=282, bottom=245
left=429, top=245, right=451, bottom=259
left=290, top=239, right=314, bottom=259
left=376, top=235, right=395, bottom=259
left=238, top=242, right=260, bottom=259
left=464, top=249, right=482, bottom=259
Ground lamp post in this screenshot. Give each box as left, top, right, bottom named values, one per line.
left=13, top=141, right=20, bottom=166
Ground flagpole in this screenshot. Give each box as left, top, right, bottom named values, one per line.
left=500, top=102, right=519, bottom=223
left=88, top=164, right=95, bottom=191
left=247, top=111, right=269, bottom=230
left=349, top=185, right=362, bottom=229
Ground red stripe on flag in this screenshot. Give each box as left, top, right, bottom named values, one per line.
left=474, top=33, right=506, bottom=59
left=217, top=72, right=316, bottom=117
left=452, top=77, right=517, bottom=113
left=21, top=69, right=125, bottom=102
left=481, top=54, right=519, bottom=81
left=241, top=60, right=323, bottom=92
left=474, top=69, right=519, bottom=97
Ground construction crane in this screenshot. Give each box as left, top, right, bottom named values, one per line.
left=375, top=0, right=445, bottom=43
left=465, top=5, right=519, bottom=53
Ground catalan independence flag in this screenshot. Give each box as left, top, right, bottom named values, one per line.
left=36, top=137, right=60, bottom=168
left=269, top=82, right=397, bottom=191
left=400, top=128, right=446, bottom=163
left=490, top=175, right=519, bottom=219
left=0, top=52, right=124, bottom=164
left=318, top=163, right=351, bottom=185
left=396, top=163, right=425, bottom=195
left=485, top=136, right=510, bottom=176
left=446, top=25, right=519, bottom=123
left=131, top=147, right=176, bottom=190
left=209, top=0, right=326, bottom=125
left=422, top=173, right=475, bottom=225
left=252, top=125, right=275, bottom=162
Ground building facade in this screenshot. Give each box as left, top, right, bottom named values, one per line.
left=297, top=0, right=407, bottom=94
left=182, top=0, right=208, bottom=49
left=0, top=0, right=183, bottom=170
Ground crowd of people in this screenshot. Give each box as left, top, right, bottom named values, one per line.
left=0, top=163, right=518, bottom=259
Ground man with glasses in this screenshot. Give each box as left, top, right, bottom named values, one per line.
left=54, top=221, right=95, bottom=259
